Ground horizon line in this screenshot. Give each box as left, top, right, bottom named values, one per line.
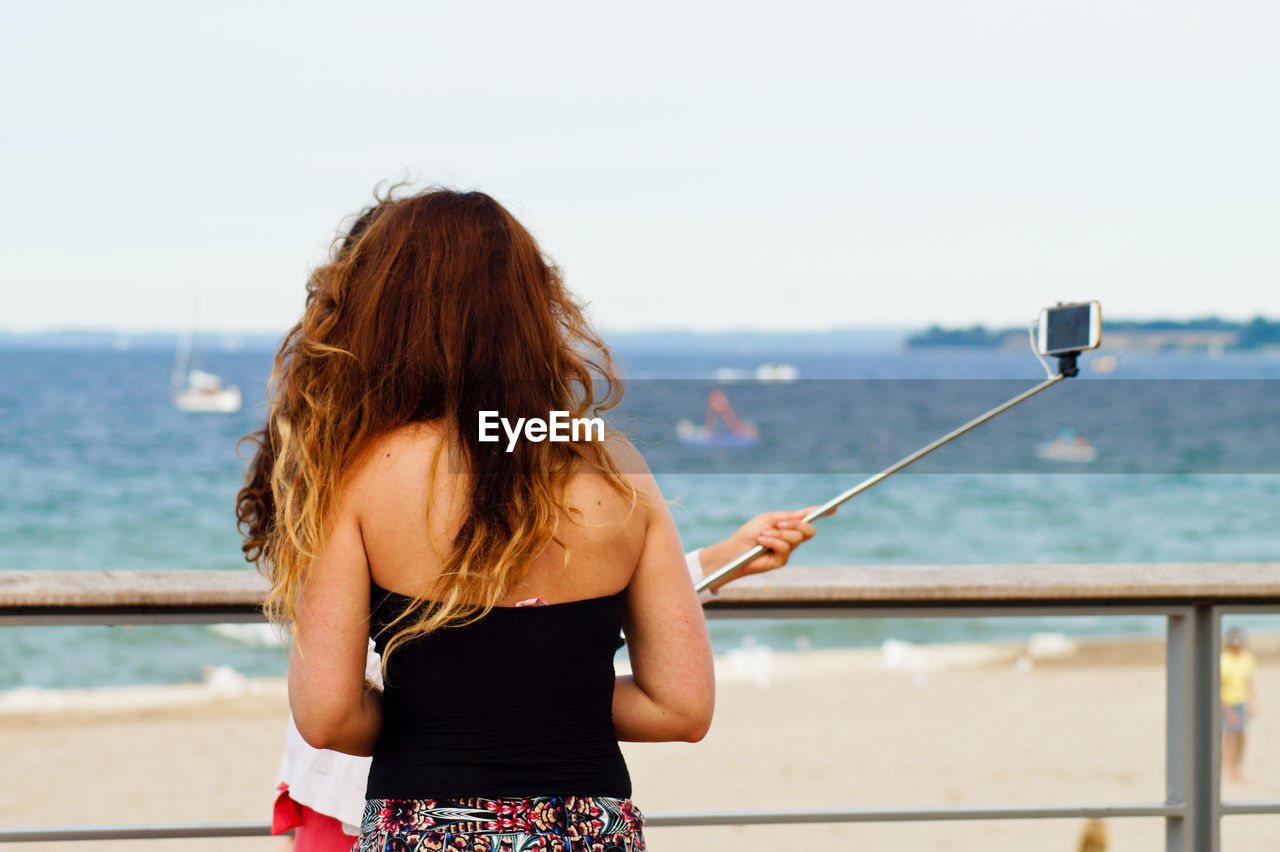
left=2, top=314, right=1274, bottom=339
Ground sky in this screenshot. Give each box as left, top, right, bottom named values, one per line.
left=2, top=1, right=1277, bottom=334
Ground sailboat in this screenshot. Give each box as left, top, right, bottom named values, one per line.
left=754, top=362, right=799, bottom=382
left=1034, top=428, right=1096, bottom=463
left=676, top=389, right=759, bottom=447
left=172, top=319, right=241, bottom=414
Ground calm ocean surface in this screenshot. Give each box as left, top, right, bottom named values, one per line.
left=2, top=342, right=1277, bottom=690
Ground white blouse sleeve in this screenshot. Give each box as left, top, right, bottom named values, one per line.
left=686, top=549, right=718, bottom=604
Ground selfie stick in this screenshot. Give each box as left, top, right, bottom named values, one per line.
left=693, top=351, right=1082, bottom=594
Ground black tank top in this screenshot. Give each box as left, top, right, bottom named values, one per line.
left=366, top=580, right=632, bottom=799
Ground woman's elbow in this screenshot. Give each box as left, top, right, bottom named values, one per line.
left=679, top=713, right=712, bottom=743
left=294, top=713, right=343, bottom=751
left=292, top=700, right=365, bottom=752
left=676, top=695, right=715, bottom=742
left=296, top=717, right=376, bottom=756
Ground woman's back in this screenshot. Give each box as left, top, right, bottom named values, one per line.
left=352, top=424, right=644, bottom=799
left=368, top=584, right=630, bottom=798
left=354, top=423, right=648, bottom=606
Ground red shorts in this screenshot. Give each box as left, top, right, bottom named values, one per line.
left=272, top=784, right=358, bottom=852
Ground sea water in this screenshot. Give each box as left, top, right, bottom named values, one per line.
left=1, top=342, right=1277, bottom=690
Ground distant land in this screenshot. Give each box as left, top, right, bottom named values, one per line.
left=0, top=330, right=286, bottom=353
left=906, top=317, right=1280, bottom=352
left=2, top=319, right=1277, bottom=353
left=0, top=327, right=914, bottom=353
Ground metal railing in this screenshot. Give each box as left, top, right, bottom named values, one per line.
left=3, top=563, right=1280, bottom=851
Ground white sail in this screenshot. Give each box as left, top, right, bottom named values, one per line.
left=172, top=292, right=241, bottom=413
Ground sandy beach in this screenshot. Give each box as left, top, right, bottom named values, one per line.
left=4, top=635, right=1278, bottom=852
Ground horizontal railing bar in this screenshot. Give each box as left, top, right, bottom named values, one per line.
left=0, top=823, right=269, bottom=843
left=704, top=603, right=1190, bottom=619
left=646, top=802, right=1184, bottom=826
left=6, top=565, right=1280, bottom=615
left=0, top=606, right=264, bottom=626
left=1, top=603, right=1198, bottom=627
left=0, top=609, right=265, bottom=627
left=1220, top=800, right=1280, bottom=816
left=1213, top=604, right=1280, bottom=615
left=0, top=802, right=1186, bottom=842
left=0, top=798, right=1182, bottom=839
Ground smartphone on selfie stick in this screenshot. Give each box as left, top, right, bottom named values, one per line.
left=694, top=301, right=1103, bottom=593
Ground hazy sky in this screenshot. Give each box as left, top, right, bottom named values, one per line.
left=2, top=1, right=1276, bottom=334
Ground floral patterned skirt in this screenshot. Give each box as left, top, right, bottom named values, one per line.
left=356, top=795, right=645, bottom=852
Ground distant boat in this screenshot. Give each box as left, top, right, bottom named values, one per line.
left=1035, top=429, right=1096, bottom=463
left=713, top=367, right=750, bottom=382
left=755, top=363, right=799, bottom=382
left=676, top=389, right=759, bottom=447
left=172, top=314, right=241, bottom=414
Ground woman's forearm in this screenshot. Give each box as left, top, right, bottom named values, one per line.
left=293, top=687, right=384, bottom=756
left=612, top=675, right=711, bottom=743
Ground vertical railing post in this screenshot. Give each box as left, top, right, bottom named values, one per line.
left=1166, top=604, right=1220, bottom=851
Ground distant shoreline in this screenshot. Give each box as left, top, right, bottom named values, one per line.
left=907, top=316, right=1280, bottom=352
left=7, top=321, right=1280, bottom=354
left=7, top=629, right=1278, bottom=717
left=0, top=327, right=913, bottom=353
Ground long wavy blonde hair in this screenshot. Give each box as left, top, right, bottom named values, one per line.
left=236, top=187, right=632, bottom=663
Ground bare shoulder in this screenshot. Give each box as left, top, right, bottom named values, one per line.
left=601, top=433, right=661, bottom=502
left=602, top=432, right=644, bottom=470
left=346, top=422, right=470, bottom=584
left=354, top=422, right=446, bottom=471
left=343, top=422, right=452, bottom=498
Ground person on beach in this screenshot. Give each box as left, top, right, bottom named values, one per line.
left=1076, top=818, right=1108, bottom=851
left=236, top=186, right=815, bottom=851
left=1221, top=627, right=1258, bottom=782
left=266, top=516, right=817, bottom=851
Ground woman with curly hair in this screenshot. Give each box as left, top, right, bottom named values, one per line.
left=238, top=187, right=716, bottom=851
